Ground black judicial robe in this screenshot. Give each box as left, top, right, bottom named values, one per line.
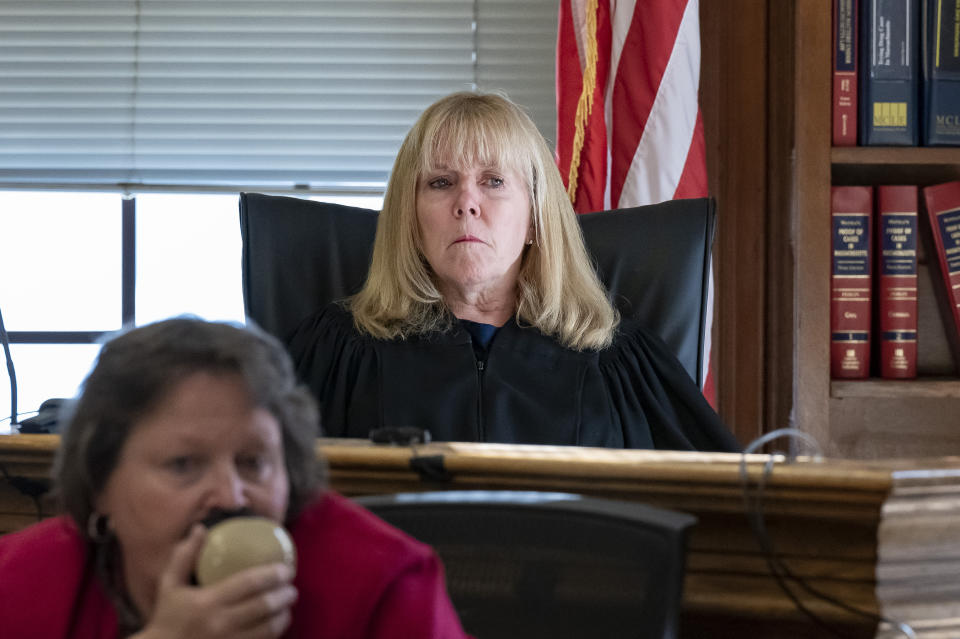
left=288, top=303, right=739, bottom=452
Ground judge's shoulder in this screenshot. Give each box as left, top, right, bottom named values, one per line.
left=287, top=301, right=367, bottom=346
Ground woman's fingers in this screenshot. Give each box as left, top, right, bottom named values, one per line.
left=205, top=562, right=295, bottom=605
left=216, top=585, right=297, bottom=639
left=145, top=537, right=296, bottom=639
left=229, top=607, right=293, bottom=639
left=192, top=563, right=297, bottom=637
left=159, top=524, right=207, bottom=589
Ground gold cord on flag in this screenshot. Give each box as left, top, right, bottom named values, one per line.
left=566, top=0, right=599, bottom=205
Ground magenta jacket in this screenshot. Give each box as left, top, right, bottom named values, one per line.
left=0, top=491, right=469, bottom=639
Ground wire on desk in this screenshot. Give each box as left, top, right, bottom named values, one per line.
left=739, top=428, right=917, bottom=639
left=0, top=410, right=40, bottom=425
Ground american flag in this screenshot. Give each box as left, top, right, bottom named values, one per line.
left=555, top=0, right=716, bottom=407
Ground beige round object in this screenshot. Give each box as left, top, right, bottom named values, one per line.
left=195, top=516, right=297, bottom=586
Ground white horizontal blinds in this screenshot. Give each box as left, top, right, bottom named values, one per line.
left=0, top=0, right=558, bottom=190
left=476, top=0, right=558, bottom=148
left=131, top=0, right=476, bottom=188
left=0, top=1, right=138, bottom=185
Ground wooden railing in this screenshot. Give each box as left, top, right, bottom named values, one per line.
left=3, top=434, right=958, bottom=638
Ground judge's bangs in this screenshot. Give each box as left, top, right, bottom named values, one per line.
left=418, top=95, right=534, bottom=184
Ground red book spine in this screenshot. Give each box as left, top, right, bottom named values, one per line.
left=832, top=186, right=873, bottom=379
left=876, top=185, right=918, bottom=379
left=832, top=0, right=858, bottom=146
left=923, top=180, right=960, bottom=360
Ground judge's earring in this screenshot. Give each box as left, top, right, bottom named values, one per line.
left=87, top=512, right=112, bottom=543
left=525, top=238, right=534, bottom=245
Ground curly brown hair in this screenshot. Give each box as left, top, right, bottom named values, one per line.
left=52, top=317, right=324, bottom=538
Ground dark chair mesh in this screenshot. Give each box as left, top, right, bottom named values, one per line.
left=356, top=492, right=696, bottom=639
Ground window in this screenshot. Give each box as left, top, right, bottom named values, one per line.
left=0, top=190, right=384, bottom=429
left=0, top=190, right=123, bottom=427
left=134, top=193, right=246, bottom=325
left=0, top=192, right=121, bottom=332
left=0, top=1, right=558, bottom=427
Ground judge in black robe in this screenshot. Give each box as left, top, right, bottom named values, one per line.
left=289, top=91, right=739, bottom=453
left=289, top=303, right=738, bottom=451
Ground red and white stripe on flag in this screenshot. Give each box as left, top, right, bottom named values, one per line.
left=555, top=0, right=716, bottom=408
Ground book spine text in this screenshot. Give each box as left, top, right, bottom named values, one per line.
left=832, top=186, right=874, bottom=378
left=877, top=186, right=918, bottom=378
left=834, top=0, right=859, bottom=145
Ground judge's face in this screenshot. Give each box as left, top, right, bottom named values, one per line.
left=416, top=161, right=532, bottom=298
left=96, top=371, right=289, bottom=602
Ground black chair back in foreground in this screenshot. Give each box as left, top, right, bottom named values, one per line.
left=239, top=192, right=716, bottom=386
left=355, top=490, right=697, bottom=639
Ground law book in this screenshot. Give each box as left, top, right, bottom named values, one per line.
left=833, top=0, right=859, bottom=145
left=922, top=180, right=960, bottom=365
left=832, top=186, right=874, bottom=379
left=876, top=185, right=919, bottom=378
left=858, top=0, right=921, bottom=145
left=921, top=0, right=960, bottom=145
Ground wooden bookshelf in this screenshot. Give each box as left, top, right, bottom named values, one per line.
left=832, top=147, right=960, bottom=165
left=777, top=0, right=960, bottom=459
left=832, top=378, right=960, bottom=399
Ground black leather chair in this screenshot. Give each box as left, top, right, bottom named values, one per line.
left=355, top=490, right=696, bottom=639
left=239, top=192, right=715, bottom=386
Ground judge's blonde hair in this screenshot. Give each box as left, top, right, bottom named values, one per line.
left=350, top=91, right=618, bottom=350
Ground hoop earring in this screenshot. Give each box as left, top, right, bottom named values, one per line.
left=87, top=512, right=111, bottom=543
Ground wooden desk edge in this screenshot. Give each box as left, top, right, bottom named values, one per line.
left=4, top=434, right=960, bottom=636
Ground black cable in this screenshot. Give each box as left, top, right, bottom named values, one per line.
left=739, top=429, right=917, bottom=639
left=0, top=304, right=17, bottom=426
left=743, top=455, right=858, bottom=639
left=749, top=469, right=892, bottom=626
left=0, top=410, right=39, bottom=425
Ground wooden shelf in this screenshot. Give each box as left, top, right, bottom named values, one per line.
left=832, top=146, right=960, bottom=165
left=832, top=378, right=960, bottom=399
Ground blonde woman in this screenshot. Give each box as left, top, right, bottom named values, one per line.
left=289, top=92, right=737, bottom=452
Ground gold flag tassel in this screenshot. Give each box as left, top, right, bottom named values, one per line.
left=566, top=0, right=600, bottom=206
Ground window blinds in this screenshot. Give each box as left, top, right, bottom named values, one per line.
left=0, top=0, right=558, bottom=191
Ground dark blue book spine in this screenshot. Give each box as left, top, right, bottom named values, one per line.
left=922, top=0, right=960, bottom=145
left=859, top=0, right=921, bottom=145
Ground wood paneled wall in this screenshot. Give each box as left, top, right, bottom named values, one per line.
left=700, top=0, right=780, bottom=446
